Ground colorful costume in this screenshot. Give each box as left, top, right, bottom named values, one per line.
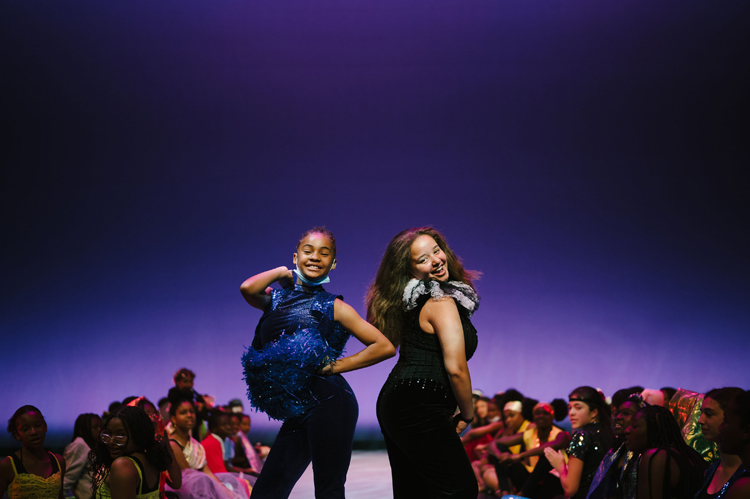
left=6, top=451, right=61, bottom=499
left=167, top=436, right=249, bottom=499
left=587, top=442, right=637, bottom=499
left=241, top=283, right=357, bottom=499
left=377, top=279, right=480, bottom=499
left=96, top=456, right=159, bottom=499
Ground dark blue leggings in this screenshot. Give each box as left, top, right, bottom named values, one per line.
left=250, top=374, right=359, bottom=499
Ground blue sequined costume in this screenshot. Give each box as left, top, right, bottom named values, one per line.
left=241, top=283, right=350, bottom=421
left=241, top=283, right=358, bottom=499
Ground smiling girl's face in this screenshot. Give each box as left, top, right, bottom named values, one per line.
left=294, top=233, right=336, bottom=281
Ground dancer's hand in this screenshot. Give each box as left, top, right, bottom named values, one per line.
left=278, top=267, right=294, bottom=288
left=455, top=419, right=469, bottom=434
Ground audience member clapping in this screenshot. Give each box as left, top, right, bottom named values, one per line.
left=544, top=386, right=614, bottom=499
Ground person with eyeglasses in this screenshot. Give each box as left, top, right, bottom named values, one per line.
left=0, top=405, right=66, bottom=499
left=89, top=406, right=181, bottom=499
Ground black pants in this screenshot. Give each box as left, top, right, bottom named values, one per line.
left=251, top=375, right=358, bottom=499
left=377, top=379, right=478, bottom=499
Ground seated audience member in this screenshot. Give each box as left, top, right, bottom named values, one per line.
left=126, top=397, right=162, bottom=432
left=545, top=386, right=614, bottom=499
left=624, top=404, right=706, bottom=498
left=486, top=402, right=569, bottom=498
left=477, top=398, right=533, bottom=493
left=227, top=399, right=244, bottom=415
left=232, top=414, right=265, bottom=476
left=166, top=391, right=248, bottom=499
left=63, top=413, right=102, bottom=499
left=717, top=389, right=750, bottom=497
left=668, top=387, right=719, bottom=462
left=588, top=393, right=644, bottom=499
left=89, top=405, right=180, bottom=499
left=695, top=387, right=746, bottom=499
left=201, top=410, right=235, bottom=475
left=158, top=398, right=170, bottom=426
left=0, top=406, right=66, bottom=499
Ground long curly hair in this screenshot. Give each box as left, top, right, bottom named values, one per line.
left=366, top=227, right=479, bottom=347
left=638, top=405, right=704, bottom=499
left=71, top=413, right=101, bottom=449
left=88, top=406, right=172, bottom=493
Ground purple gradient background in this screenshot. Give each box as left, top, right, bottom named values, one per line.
left=2, top=0, right=749, bottom=443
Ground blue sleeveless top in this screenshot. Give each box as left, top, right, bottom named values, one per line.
left=242, top=284, right=350, bottom=420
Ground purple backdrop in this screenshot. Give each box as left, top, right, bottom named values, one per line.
left=2, top=0, right=749, bottom=444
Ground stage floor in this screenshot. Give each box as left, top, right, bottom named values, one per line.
left=289, top=450, right=393, bottom=499
left=288, top=450, right=496, bottom=499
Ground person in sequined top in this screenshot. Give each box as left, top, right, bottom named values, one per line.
left=717, top=390, right=750, bottom=498
left=696, top=387, right=746, bottom=499
left=367, top=227, right=481, bottom=499
left=545, top=386, right=614, bottom=499
left=240, top=226, right=395, bottom=499
left=624, top=404, right=706, bottom=499
left=587, top=393, right=644, bottom=499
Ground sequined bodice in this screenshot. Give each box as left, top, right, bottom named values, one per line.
left=257, top=284, right=347, bottom=353
left=567, top=423, right=613, bottom=499
left=386, top=289, right=478, bottom=389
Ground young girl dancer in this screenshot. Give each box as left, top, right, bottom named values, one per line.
left=0, top=405, right=66, bottom=499
left=240, top=226, right=395, bottom=499
left=367, top=227, right=481, bottom=499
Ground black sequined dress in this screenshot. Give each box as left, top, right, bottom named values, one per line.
left=566, top=422, right=613, bottom=499
left=376, top=279, right=479, bottom=499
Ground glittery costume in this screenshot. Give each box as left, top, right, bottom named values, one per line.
left=242, top=283, right=358, bottom=499
left=377, top=279, right=479, bottom=499
left=566, top=422, right=613, bottom=499
left=669, top=388, right=718, bottom=463
left=242, top=284, right=350, bottom=421
left=586, top=442, right=637, bottom=499
left=6, top=452, right=61, bottom=499
left=695, top=461, right=748, bottom=499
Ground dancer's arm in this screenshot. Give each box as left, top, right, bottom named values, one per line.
left=320, top=300, right=396, bottom=374
left=423, top=297, right=474, bottom=431
left=240, top=267, right=294, bottom=310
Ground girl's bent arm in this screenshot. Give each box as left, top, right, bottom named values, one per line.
left=240, top=267, right=293, bottom=310
left=326, top=300, right=396, bottom=374
left=424, top=297, right=474, bottom=423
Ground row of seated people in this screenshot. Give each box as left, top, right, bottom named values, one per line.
left=0, top=368, right=269, bottom=499
left=461, top=385, right=750, bottom=499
